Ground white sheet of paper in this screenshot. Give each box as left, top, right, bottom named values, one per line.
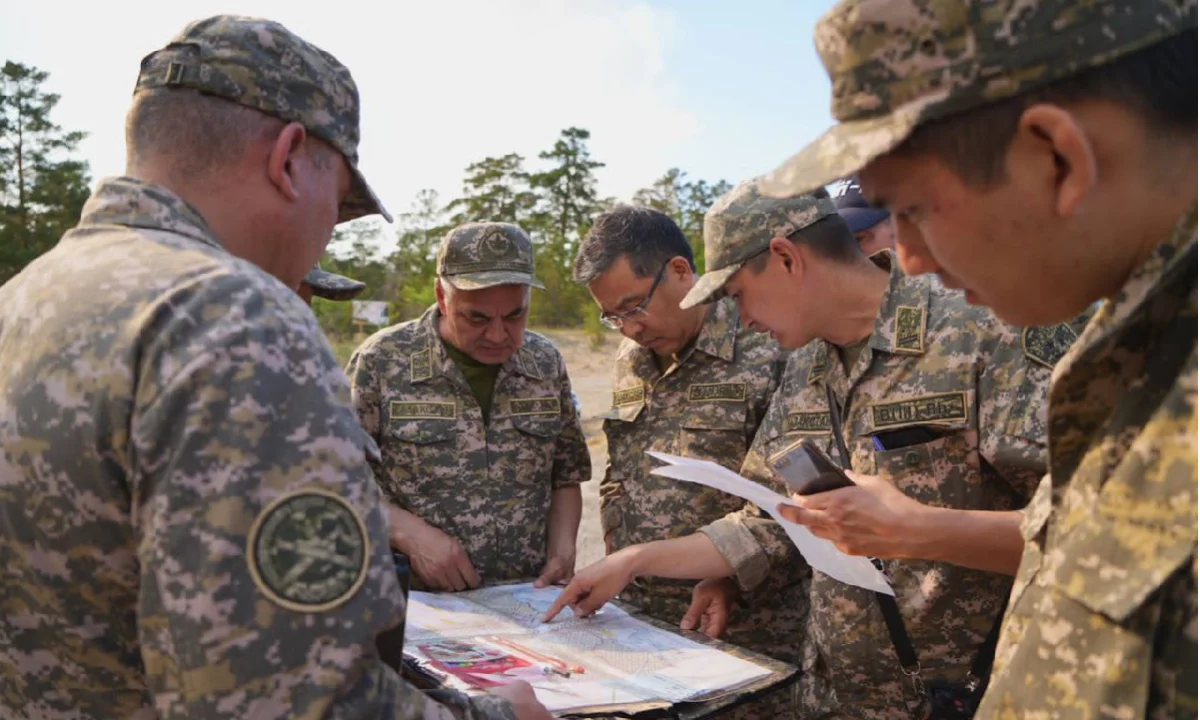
left=647, top=451, right=894, bottom=596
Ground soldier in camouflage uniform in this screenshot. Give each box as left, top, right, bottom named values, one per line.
left=757, top=2, right=1197, bottom=718
left=0, top=15, right=545, bottom=720
left=300, top=262, right=366, bottom=304
left=571, top=206, right=794, bottom=651
left=347, top=222, right=590, bottom=593
left=571, top=206, right=800, bottom=717
left=548, top=182, right=1082, bottom=718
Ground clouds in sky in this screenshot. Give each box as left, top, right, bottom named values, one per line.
left=2, top=0, right=704, bottom=213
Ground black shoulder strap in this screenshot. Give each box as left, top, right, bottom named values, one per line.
left=825, top=383, right=1008, bottom=700
left=824, top=385, right=922, bottom=681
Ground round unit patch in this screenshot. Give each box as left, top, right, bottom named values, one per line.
left=247, top=488, right=370, bottom=613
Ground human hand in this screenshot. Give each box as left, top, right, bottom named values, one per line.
left=680, top=577, right=739, bottom=639
left=541, top=549, right=638, bottom=622
left=777, top=471, right=927, bottom=558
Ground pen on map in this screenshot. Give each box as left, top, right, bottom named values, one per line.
left=540, top=664, right=571, bottom=678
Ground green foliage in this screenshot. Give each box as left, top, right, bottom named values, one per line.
left=0, top=65, right=733, bottom=345
left=632, top=168, right=730, bottom=274
left=0, top=61, right=91, bottom=284
left=313, top=128, right=732, bottom=344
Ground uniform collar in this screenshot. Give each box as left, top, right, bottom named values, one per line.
left=808, top=251, right=932, bottom=385
left=619, top=297, right=742, bottom=380
left=408, top=305, right=543, bottom=384
left=78, top=177, right=222, bottom=251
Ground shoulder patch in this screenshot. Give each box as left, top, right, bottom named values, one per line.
left=247, top=489, right=370, bottom=613
left=410, top=347, right=433, bottom=382
left=893, top=306, right=926, bottom=354
left=871, top=391, right=968, bottom=429
left=613, top=384, right=645, bottom=408
left=786, top=411, right=832, bottom=434
left=510, top=397, right=561, bottom=416
left=808, top=346, right=829, bottom=385
left=390, top=400, right=456, bottom=420
left=1022, top=323, right=1078, bottom=370
left=687, top=382, right=746, bottom=403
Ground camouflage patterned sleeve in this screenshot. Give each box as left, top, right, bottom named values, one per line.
left=598, top=446, right=623, bottom=536
left=972, top=313, right=1066, bottom=500
left=345, top=341, right=394, bottom=504
left=598, top=356, right=625, bottom=535
left=346, top=341, right=383, bottom=442
left=699, top=420, right=810, bottom=595
left=130, top=276, right=512, bottom=720
left=551, top=353, right=591, bottom=490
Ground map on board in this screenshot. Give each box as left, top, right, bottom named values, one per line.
left=404, top=583, right=774, bottom=714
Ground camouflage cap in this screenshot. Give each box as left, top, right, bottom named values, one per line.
left=135, top=15, right=391, bottom=223
left=436, top=222, right=545, bottom=291
left=303, top=262, right=366, bottom=301
left=680, top=179, right=836, bottom=309
left=759, top=0, right=1198, bottom=198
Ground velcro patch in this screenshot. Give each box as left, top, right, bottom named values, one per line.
left=1023, top=324, right=1078, bottom=370
left=687, top=382, right=746, bottom=403
left=613, top=385, right=645, bottom=407
left=390, top=400, right=456, bottom=420
left=786, top=412, right=832, bottom=434
left=510, top=397, right=561, bottom=416
left=893, top=306, right=926, bottom=354
left=410, top=348, right=433, bottom=382
left=808, top=347, right=829, bottom=385
left=871, top=392, right=967, bottom=429
left=247, top=489, right=369, bottom=614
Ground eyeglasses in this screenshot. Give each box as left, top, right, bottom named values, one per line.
left=599, top=262, right=669, bottom=330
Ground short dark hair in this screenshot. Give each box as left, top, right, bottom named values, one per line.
left=893, top=32, right=1197, bottom=188
left=125, top=88, right=286, bottom=178
left=744, top=213, right=860, bottom=274
left=573, top=205, right=695, bottom=284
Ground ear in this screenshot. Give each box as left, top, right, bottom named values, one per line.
left=668, top=254, right=694, bottom=282
left=435, top=279, right=448, bottom=314
left=266, top=122, right=308, bottom=203
left=1015, top=104, right=1097, bottom=219
left=768, top=236, right=804, bottom=277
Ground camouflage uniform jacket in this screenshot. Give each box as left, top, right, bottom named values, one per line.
left=702, top=254, right=1075, bottom=719
left=347, top=306, right=590, bottom=585
left=978, top=207, right=1199, bottom=720
left=600, top=298, right=800, bottom=658
left=0, top=178, right=514, bottom=720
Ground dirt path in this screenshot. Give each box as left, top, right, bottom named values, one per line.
left=538, top=329, right=623, bottom=569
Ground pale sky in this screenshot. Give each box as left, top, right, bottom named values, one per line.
left=1, top=0, right=836, bottom=219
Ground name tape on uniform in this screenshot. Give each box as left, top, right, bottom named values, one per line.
left=390, top=400, right=456, bottom=420
left=687, top=382, right=746, bottom=403
left=871, top=391, right=967, bottom=429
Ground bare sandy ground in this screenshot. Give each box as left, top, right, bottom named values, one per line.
left=538, top=329, right=624, bottom=570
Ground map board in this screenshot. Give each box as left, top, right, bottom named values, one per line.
left=404, top=583, right=781, bottom=715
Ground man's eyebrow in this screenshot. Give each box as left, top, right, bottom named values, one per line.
left=503, top=305, right=528, bottom=319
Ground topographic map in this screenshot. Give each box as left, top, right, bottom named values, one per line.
left=404, top=583, right=773, bottom=714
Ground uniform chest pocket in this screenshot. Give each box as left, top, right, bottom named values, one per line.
left=511, top=414, right=564, bottom=439
left=678, top=404, right=747, bottom=472
left=871, top=426, right=978, bottom=508
left=387, top=400, right=458, bottom=445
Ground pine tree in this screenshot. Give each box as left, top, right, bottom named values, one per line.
left=0, top=61, right=91, bottom=284
left=445, top=153, right=536, bottom=228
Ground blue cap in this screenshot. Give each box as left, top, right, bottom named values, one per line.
left=830, top=176, right=889, bottom=234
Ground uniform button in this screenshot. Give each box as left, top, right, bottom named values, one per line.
left=904, top=450, right=922, bottom=468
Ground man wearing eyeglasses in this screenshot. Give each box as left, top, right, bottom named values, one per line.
left=571, top=207, right=802, bottom=690
left=347, top=222, right=590, bottom=593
